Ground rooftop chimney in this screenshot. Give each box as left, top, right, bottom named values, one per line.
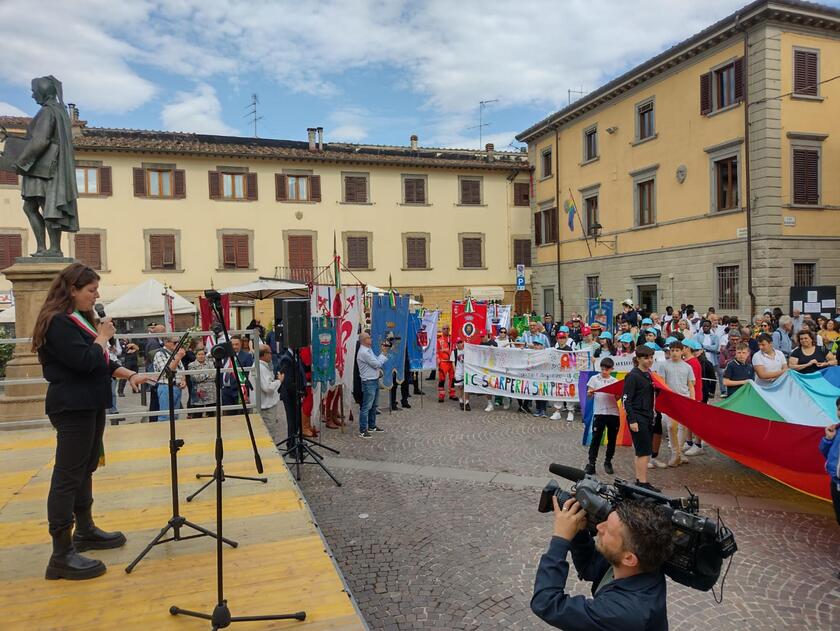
left=410, top=134, right=418, bottom=151
left=485, top=143, right=495, bottom=161
left=67, top=103, right=77, bottom=122
left=316, top=127, right=324, bottom=151
left=307, top=127, right=317, bottom=151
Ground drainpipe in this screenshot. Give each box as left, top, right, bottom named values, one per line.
left=554, top=126, right=564, bottom=322
left=740, top=18, right=756, bottom=320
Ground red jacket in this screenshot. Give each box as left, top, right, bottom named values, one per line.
left=437, top=334, right=452, bottom=363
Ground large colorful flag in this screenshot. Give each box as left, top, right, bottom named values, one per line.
left=486, top=304, right=511, bottom=337
left=407, top=312, right=424, bottom=371
left=370, top=292, right=410, bottom=387
left=564, top=199, right=576, bottom=232
left=421, top=309, right=439, bottom=370
left=451, top=300, right=487, bottom=345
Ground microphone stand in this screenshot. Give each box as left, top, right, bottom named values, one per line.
left=125, top=330, right=237, bottom=574
left=170, top=343, right=306, bottom=628
left=187, top=293, right=267, bottom=502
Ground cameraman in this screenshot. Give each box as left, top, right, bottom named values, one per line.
left=531, top=496, right=673, bottom=630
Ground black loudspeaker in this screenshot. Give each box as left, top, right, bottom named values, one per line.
left=280, top=299, right=310, bottom=349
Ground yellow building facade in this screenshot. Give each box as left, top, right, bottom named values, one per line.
left=517, top=0, right=840, bottom=321
left=0, top=122, right=531, bottom=324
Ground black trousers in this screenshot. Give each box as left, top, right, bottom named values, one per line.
left=588, top=414, right=619, bottom=464
left=831, top=479, right=840, bottom=526
left=390, top=378, right=409, bottom=407
left=47, top=409, right=106, bottom=535
left=282, top=398, right=298, bottom=448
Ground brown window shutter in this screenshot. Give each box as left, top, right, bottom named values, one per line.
left=461, top=237, right=482, bottom=268
left=0, top=170, right=18, bottom=186
left=0, top=234, right=22, bottom=269
left=310, top=175, right=321, bottom=202
left=794, top=50, right=818, bottom=96
left=222, top=235, right=236, bottom=268
left=75, top=233, right=102, bottom=270
left=733, top=57, right=745, bottom=102
left=133, top=167, right=147, bottom=197
left=514, top=238, right=532, bottom=267
left=288, top=235, right=313, bottom=269
left=793, top=149, right=820, bottom=204
left=404, top=178, right=416, bottom=203
left=534, top=212, right=542, bottom=246
left=700, top=72, right=712, bottom=115
left=415, top=178, right=426, bottom=203
left=275, top=174, right=288, bottom=201
left=161, top=235, right=176, bottom=267
left=173, top=169, right=186, bottom=198
left=345, top=176, right=367, bottom=203
left=246, top=173, right=258, bottom=200
left=236, top=235, right=249, bottom=268
left=549, top=208, right=559, bottom=243
left=98, top=167, right=112, bottom=196
left=461, top=179, right=480, bottom=204
left=406, top=237, right=426, bottom=269
left=149, top=235, right=163, bottom=268
left=347, top=236, right=369, bottom=269
left=514, top=182, right=529, bottom=206
left=208, top=171, right=221, bottom=199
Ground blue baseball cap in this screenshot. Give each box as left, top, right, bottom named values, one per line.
left=641, top=317, right=653, bottom=325
left=644, top=341, right=661, bottom=351
left=618, top=333, right=634, bottom=343
left=664, top=336, right=678, bottom=345
left=683, top=338, right=701, bottom=350
left=558, top=325, right=570, bottom=333
left=646, top=328, right=658, bottom=335
left=598, top=331, right=613, bottom=340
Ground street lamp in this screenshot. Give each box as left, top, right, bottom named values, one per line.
left=590, top=222, right=617, bottom=251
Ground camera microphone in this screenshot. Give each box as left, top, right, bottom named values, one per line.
left=548, top=463, right=587, bottom=482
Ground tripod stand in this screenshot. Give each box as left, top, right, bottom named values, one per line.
left=275, top=347, right=341, bottom=487
left=170, top=343, right=306, bottom=628
left=126, top=333, right=237, bottom=574
left=188, top=291, right=267, bottom=502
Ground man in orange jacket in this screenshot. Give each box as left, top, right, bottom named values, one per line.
left=437, top=324, right=457, bottom=402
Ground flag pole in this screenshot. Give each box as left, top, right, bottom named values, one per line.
left=569, top=187, right=593, bottom=257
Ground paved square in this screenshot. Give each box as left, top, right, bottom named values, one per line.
left=267, top=393, right=838, bottom=630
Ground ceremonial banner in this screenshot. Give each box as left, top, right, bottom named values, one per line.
left=451, top=300, right=487, bottom=345
left=511, top=314, right=530, bottom=336
left=464, top=345, right=594, bottom=402
left=310, top=285, right=363, bottom=410
left=199, top=293, right=231, bottom=351
left=421, top=310, right=439, bottom=370
left=371, top=292, right=410, bottom=387
left=310, top=317, right=337, bottom=388
left=407, top=312, right=424, bottom=371
left=486, top=304, right=511, bottom=337
left=587, top=298, right=613, bottom=333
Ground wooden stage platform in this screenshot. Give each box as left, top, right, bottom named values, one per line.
left=0, top=415, right=367, bottom=630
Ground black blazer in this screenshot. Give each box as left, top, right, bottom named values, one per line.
left=277, top=351, right=305, bottom=403
left=38, top=313, right=120, bottom=415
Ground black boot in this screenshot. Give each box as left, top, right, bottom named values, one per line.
left=45, top=527, right=106, bottom=580
left=73, top=507, right=127, bottom=552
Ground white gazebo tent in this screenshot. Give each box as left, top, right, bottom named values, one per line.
left=105, top=279, right=196, bottom=318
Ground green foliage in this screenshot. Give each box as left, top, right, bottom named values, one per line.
left=0, top=328, right=15, bottom=378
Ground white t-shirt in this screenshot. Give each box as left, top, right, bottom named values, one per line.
left=450, top=348, right=464, bottom=380
left=495, top=337, right=511, bottom=348
left=587, top=374, right=619, bottom=416
left=751, top=348, right=786, bottom=386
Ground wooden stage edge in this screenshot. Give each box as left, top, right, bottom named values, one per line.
left=0, top=414, right=369, bottom=631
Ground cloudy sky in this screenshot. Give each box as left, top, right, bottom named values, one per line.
left=2, top=0, right=833, bottom=149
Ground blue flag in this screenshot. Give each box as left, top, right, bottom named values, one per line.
left=370, top=293, right=410, bottom=387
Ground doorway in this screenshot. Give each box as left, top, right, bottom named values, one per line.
left=515, top=289, right=532, bottom=315
left=637, top=284, right=658, bottom=314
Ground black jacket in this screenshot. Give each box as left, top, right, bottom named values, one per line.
left=622, top=367, right=654, bottom=422
left=698, top=354, right=717, bottom=401
left=531, top=533, right=668, bottom=630
left=39, top=313, right=121, bottom=415
left=277, top=350, right=305, bottom=403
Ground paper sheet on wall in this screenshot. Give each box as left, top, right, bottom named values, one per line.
left=807, top=291, right=818, bottom=302
left=822, top=299, right=836, bottom=308
left=792, top=300, right=803, bottom=312
left=804, top=302, right=821, bottom=312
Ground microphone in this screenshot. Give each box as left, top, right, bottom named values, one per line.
left=548, top=463, right=587, bottom=482
left=94, top=303, right=115, bottom=345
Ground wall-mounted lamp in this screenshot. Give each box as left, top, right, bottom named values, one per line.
left=590, top=222, right=617, bottom=250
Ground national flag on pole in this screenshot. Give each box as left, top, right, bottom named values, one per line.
left=564, top=199, right=576, bottom=231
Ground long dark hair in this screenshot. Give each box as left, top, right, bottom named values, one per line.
left=31, top=263, right=100, bottom=352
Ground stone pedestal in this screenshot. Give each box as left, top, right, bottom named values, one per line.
left=0, top=259, right=73, bottom=423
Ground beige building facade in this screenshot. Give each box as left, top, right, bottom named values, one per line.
left=0, top=121, right=532, bottom=324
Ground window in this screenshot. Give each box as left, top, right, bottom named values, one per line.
left=209, top=170, right=257, bottom=201
left=0, top=233, right=22, bottom=270
left=221, top=234, right=250, bottom=269
left=403, top=175, right=427, bottom=204
left=714, top=156, right=739, bottom=211
left=700, top=58, right=744, bottom=115
left=717, top=265, right=740, bottom=310
left=636, top=100, right=655, bottom=141
left=513, top=182, right=530, bottom=207
left=793, top=262, right=816, bottom=287
left=403, top=234, right=429, bottom=270
left=541, top=148, right=553, bottom=178
left=76, top=167, right=98, bottom=194
left=586, top=276, right=600, bottom=300
left=584, top=194, right=599, bottom=235
left=792, top=148, right=819, bottom=205
left=459, top=177, right=482, bottom=205
left=345, top=234, right=371, bottom=270
left=583, top=126, right=598, bottom=162
left=288, top=175, right=308, bottom=201
left=276, top=173, right=321, bottom=202
left=636, top=179, right=654, bottom=226
left=343, top=173, right=369, bottom=203
left=793, top=48, right=819, bottom=97
left=543, top=287, right=555, bottom=315
left=73, top=233, right=102, bottom=270
left=534, top=207, right=558, bottom=246
left=513, top=238, right=531, bottom=267
left=147, top=233, right=177, bottom=270
left=459, top=234, right=484, bottom=269
left=223, top=173, right=245, bottom=199
left=133, top=166, right=185, bottom=198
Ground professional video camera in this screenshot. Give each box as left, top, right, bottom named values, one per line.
left=381, top=331, right=401, bottom=348
left=538, top=464, right=737, bottom=592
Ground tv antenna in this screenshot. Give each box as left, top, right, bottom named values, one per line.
left=467, top=99, right=499, bottom=149
left=567, top=88, right=585, bottom=106
left=244, top=93, right=263, bottom=137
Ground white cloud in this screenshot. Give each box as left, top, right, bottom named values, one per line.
left=161, top=84, right=238, bottom=135
left=0, top=102, right=29, bottom=117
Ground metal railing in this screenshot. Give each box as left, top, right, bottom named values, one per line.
left=0, top=329, right=268, bottom=429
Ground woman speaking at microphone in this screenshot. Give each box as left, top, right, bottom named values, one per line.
left=32, top=263, right=153, bottom=580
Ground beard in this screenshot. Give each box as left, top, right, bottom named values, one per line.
left=594, top=535, right=622, bottom=566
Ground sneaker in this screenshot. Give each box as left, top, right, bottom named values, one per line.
left=584, top=463, right=596, bottom=475
left=647, top=460, right=656, bottom=469
left=484, top=401, right=494, bottom=412
left=459, top=402, right=465, bottom=410
left=566, top=411, right=575, bottom=422
left=667, top=456, right=681, bottom=467
left=682, top=441, right=694, bottom=453
left=532, top=411, right=542, bottom=418
left=652, top=458, right=668, bottom=469
left=635, top=480, right=662, bottom=493
left=372, top=426, right=385, bottom=433
left=465, top=403, right=471, bottom=411
left=684, top=445, right=703, bottom=456
left=604, top=462, right=614, bottom=475
left=550, top=411, right=563, bottom=421
left=358, top=431, right=372, bottom=438
left=401, top=401, right=412, bottom=409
